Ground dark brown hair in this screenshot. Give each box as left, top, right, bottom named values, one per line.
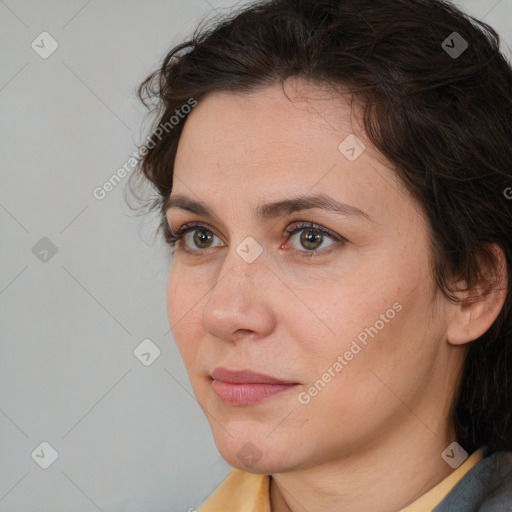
left=128, top=0, right=512, bottom=455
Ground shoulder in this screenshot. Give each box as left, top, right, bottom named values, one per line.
left=434, top=451, right=512, bottom=512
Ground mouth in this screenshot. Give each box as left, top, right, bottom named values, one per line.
left=210, top=367, right=300, bottom=407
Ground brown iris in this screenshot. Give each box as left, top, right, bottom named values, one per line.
left=300, top=228, right=323, bottom=250
left=193, top=229, right=214, bottom=249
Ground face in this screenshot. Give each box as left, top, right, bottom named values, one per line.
left=166, top=79, right=460, bottom=474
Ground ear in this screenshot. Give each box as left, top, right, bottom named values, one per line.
left=446, top=244, right=508, bottom=346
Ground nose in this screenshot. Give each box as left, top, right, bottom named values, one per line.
left=202, top=247, right=276, bottom=344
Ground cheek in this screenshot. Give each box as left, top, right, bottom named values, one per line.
left=166, top=264, right=181, bottom=323
left=292, top=266, right=398, bottom=353
left=166, top=263, right=205, bottom=363
left=167, top=260, right=209, bottom=319
left=295, top=252, right=433, bottom=382
left=291, top=294, right=433, bottom=439
left=322, top=240, right=429, bottom=342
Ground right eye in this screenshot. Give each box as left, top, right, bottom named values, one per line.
left=168, top=223, right=225, bottom=255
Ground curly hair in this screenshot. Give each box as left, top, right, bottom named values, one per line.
left=128, top=0, right=512, bottom=454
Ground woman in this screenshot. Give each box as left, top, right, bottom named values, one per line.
left=129, top=0, right=512, bottom=509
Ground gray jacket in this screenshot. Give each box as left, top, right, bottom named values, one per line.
left=434, top=451, right=512, bottom=511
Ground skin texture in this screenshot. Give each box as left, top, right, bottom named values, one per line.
left=165, top=79, right=507, bottom=512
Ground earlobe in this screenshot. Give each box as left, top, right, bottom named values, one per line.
left=446, top=244, right=508, bottom=346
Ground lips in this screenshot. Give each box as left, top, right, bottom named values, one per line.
left=210, top=367, right=300, bottom=406
left=210, top=367, right=297, bottom=385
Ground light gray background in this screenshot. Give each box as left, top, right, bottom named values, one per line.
left=1, top=1, right=511, bottom=511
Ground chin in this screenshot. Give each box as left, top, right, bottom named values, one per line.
left=211, top=429, right=303, bottom=474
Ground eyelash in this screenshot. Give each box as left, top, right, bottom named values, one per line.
left=167, top=221, right=344, bottom=258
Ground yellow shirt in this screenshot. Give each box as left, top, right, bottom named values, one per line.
left=199, top=448, right=484, bottom=512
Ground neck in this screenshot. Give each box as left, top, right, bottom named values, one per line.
left=269, top=421, right=457, bottom=512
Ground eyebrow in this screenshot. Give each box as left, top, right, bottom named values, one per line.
left=166, top=193, right=372, bottom=222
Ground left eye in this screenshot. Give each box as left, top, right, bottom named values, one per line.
left=286, top=225, right=339, bottom=252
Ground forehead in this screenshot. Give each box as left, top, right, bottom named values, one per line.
left=171, top=80, right=413, bottom=223
left=177, top=80, right=360, bottom=155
